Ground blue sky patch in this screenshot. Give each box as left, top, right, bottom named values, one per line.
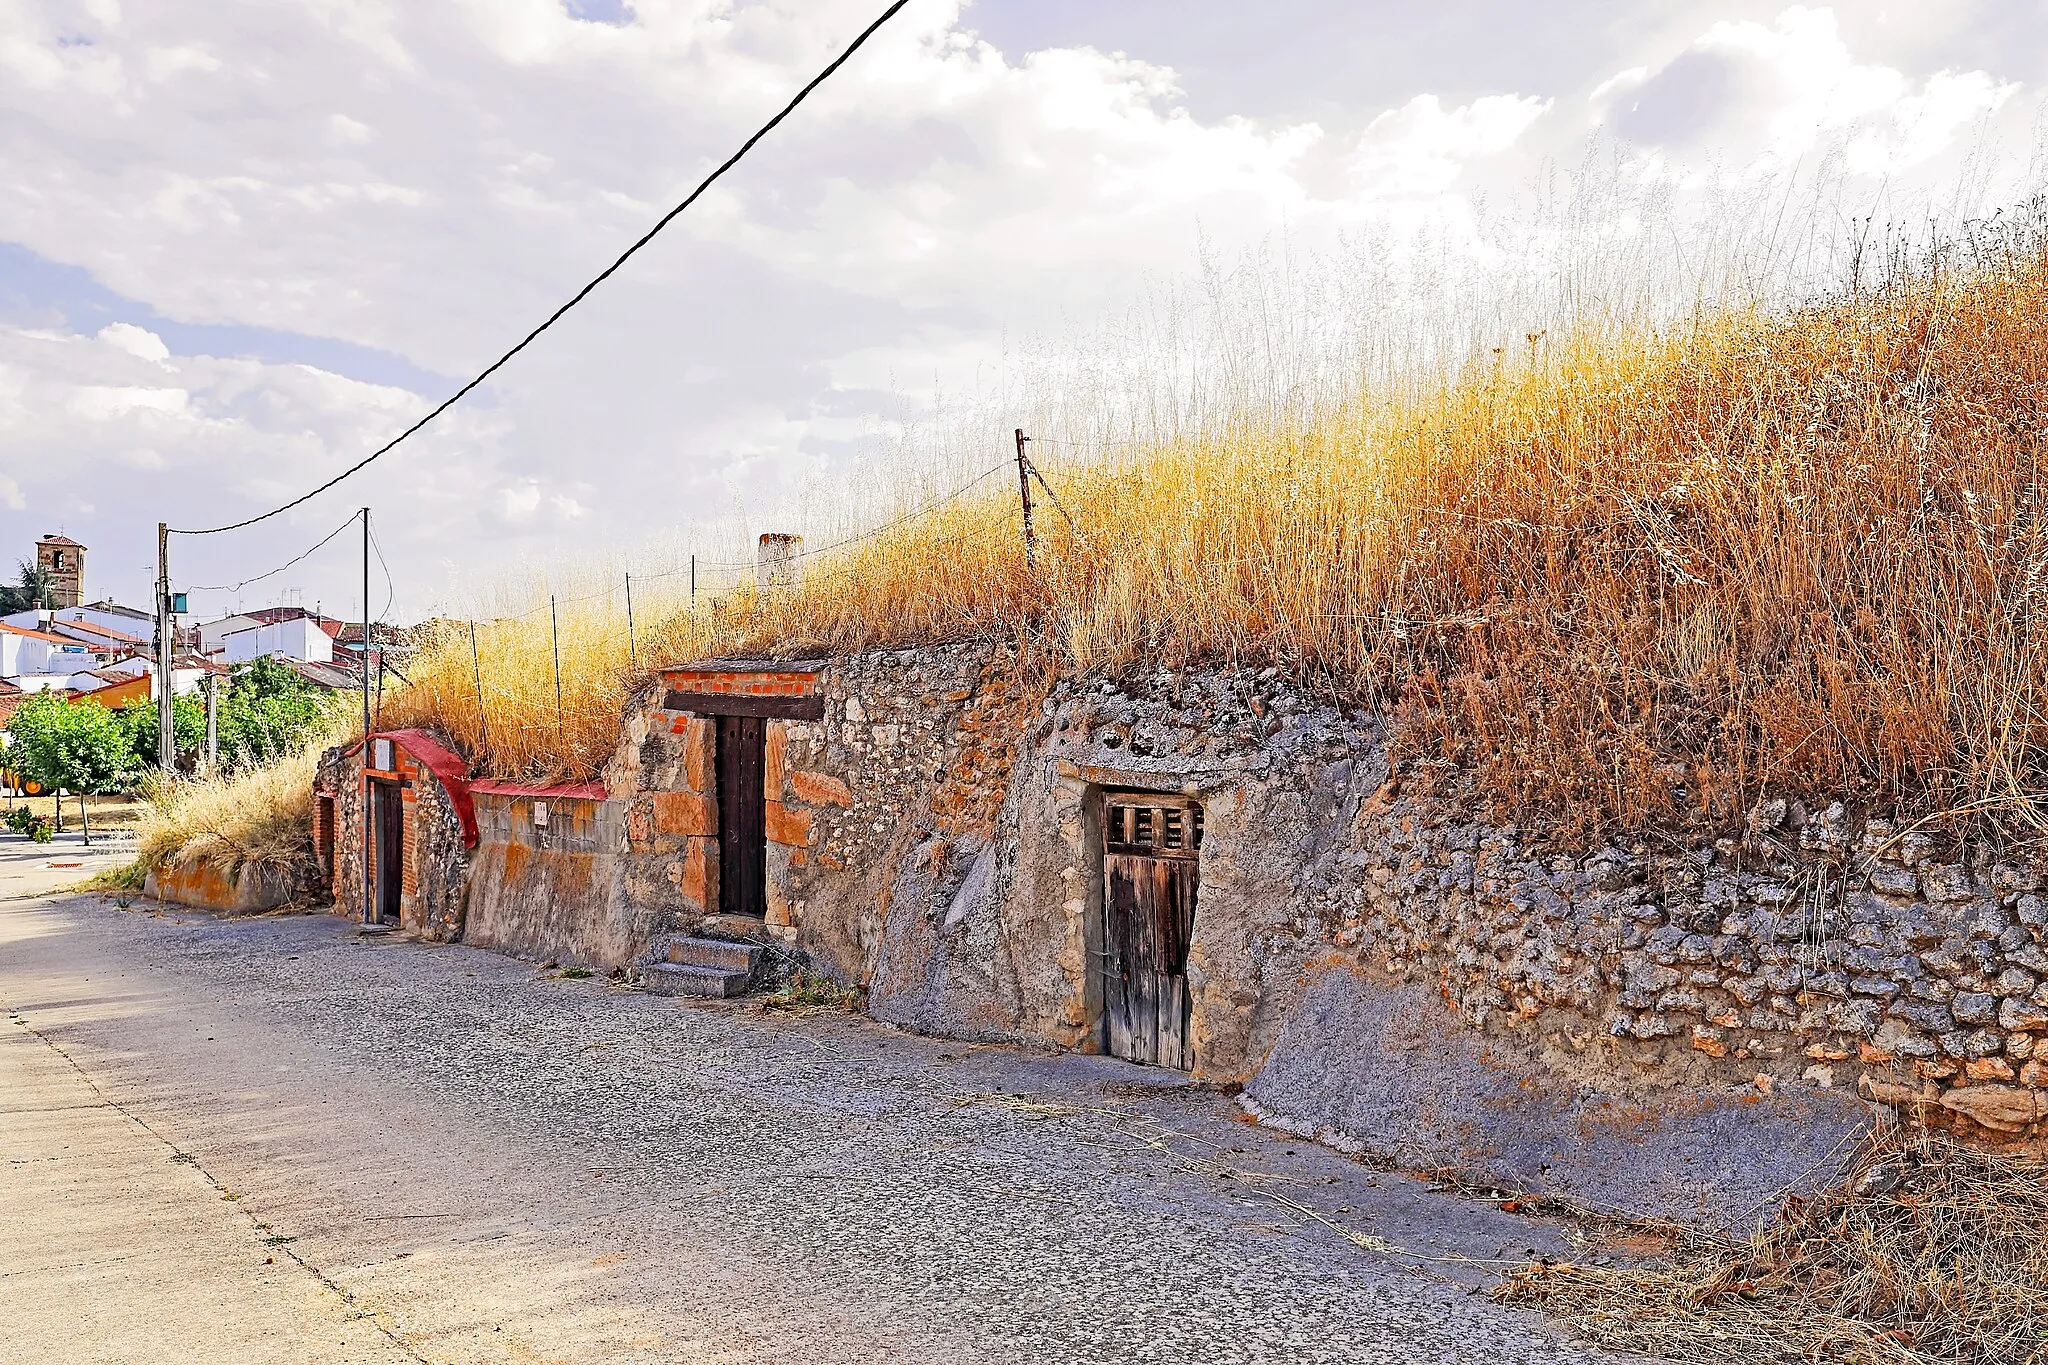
left=0, top=241, right=450, bottom=394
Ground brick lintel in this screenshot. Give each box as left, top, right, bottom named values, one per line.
left=664, top=689, right=826, bottom=721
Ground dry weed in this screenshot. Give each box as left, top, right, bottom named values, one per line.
left=1498, top=1132, right=2048, bottom=1364
left=131, top=720, right=349, bottom=880
left=390, top=207, right=2048, bottom=844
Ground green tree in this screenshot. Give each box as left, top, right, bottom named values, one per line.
left=112, top=695, right=206, bottom=769
left=0, top=561, right=55, bottom=613
left=218, top=659, right=331, bottom=768
left=9, top=693, right=139, bottom=840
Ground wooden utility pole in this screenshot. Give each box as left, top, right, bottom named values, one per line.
left=1014, top=428, right=1037, bottom=567
left=155, top=522, right=175, bottom=775
left=202, top=673, right=219, bottom=776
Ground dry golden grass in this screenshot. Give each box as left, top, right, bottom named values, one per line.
left=132, top=730, right=340, bottom=880
left=1498, top=1132, right=2048, bottom=1365
left=392, top=213, right=2048, bottom=842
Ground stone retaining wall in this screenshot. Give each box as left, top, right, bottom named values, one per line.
left=740, top=647, right=2048, bottom=1223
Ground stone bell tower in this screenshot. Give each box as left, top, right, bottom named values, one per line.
left=36, top=535, right=85, bottom=609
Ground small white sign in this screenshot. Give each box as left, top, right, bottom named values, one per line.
left=532, top=800, right=549, bottom=828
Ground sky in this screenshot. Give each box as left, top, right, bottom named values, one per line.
left=2, top=0, right=2044, bottom=622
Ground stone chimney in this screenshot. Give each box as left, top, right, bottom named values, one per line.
left=756, top=534, right=802, bottom=590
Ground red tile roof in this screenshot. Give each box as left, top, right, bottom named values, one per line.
left=469, top=780, right=610, bottom=801
left=55, top=619, right=145, bottom=644
left=0, top=622, right=82, bottom=644
left=342, top=730, right=478, bottom=847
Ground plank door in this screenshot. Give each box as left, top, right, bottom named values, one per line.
left=372, top=781, right=403, bottom=924
left=1101, top=794, right=1202, bottom=1070
left=716, top=715, right=767, bottom=918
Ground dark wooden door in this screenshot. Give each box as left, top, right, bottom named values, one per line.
left=1101, top=795, right=1202, bottom=1069
left=716, top=715, right=767, bottom=918
left=372, top=781, right=403, bottom=924
left=317, top=796, right=336, bottom=887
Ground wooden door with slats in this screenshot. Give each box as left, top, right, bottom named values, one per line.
left=1101, top=794, right=1202, bottom=1070
left=716, top=715, right=767, bottom=918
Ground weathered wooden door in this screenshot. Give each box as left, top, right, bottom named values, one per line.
left=371, top=781, right=403, bottom=924
left=716, top=715, right=767, bottom=918
left=1101, top=794, right=1202, bottom=1069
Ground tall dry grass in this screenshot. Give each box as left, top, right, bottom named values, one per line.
left=1499, top=1132, right=2048, bottom=1365
left=391, top=206, right=2048, bottom=844
left=133, top=741, right=329, bottom=880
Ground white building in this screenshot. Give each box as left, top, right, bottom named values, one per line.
left=222, top=615, right=335, bottom=666
left=0, top=622, right=94, bottom=678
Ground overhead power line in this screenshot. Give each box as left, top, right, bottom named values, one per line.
left=170, top=0, right=913, bottom=538
left=184, top=510, right=362, bottom=592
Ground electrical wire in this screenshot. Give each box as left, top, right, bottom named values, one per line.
left=184, top=511, right=362, bottom=592
left=169, top=0, right=913, bottom=538
left=490, top=453, right=1015, bottom=617
left=368, top=523, right=396, bottom=623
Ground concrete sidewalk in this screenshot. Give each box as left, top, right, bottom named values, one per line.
left=1, top=840, right=415, bottom=1364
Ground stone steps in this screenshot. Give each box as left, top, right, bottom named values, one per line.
left=642, top=962, right=753, bottom=998
left=665, top=936, right=764, bottom=973
left=641, top=935, right=766, bottom=998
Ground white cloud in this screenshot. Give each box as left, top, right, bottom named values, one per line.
left=1349, top=93, right=1551, bottom=198
left=97, top=322, right=170, bottom=364
left=1599, top=6, right=2017, bottom=176
left=0, top=0, right=2032, bottom=615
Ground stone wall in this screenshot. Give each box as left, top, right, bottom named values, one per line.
left=737, top=648, right=2048, bottom=1224
left=306, top=651, right=2048, bottom=1223
left=464, top=787, right=650, bottom=968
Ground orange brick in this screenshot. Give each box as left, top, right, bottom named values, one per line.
left=679, top=838, right=715, bottom=908
left=765, top=723, right=787, bottom=798
left=653, top=790, right=718, bottom=837
left=680, top=717, right=714, bottom=793
left=764, top=801, right=811, bottom=848
left=789, top=769, right=853, bottom=807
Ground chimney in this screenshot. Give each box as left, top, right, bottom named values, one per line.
left=756, top=534, right=802, bottom=590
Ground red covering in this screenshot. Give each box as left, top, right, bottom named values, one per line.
left=469, top=779, right=609, bottom=801
left=347, top=729, right=479, bottom=847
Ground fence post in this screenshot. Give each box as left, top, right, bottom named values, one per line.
left=1014, top=428, right=1037, bottom=566
left=550, top=594, right=565, bottom=737
left=468, top=621, right=491, bottom=763
left=625, top=572, right=637, bottom=672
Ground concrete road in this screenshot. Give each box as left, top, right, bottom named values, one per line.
left=0, top=848, right=1644, bottom=1364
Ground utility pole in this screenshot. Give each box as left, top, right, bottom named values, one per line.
left=1014, top=428, right=1037, bottom=567
left=360, top=507, right=373, bottom=926
left=202, top=674, right=219, bottom=776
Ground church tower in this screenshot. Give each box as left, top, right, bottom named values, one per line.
left=36, top=535, right=84, bottom=609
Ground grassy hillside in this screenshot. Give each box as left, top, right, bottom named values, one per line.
left=390, top=213, right=2048, bottom=844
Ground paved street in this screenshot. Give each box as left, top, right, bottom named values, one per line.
left=1, top=845, right=1642, bottom=1364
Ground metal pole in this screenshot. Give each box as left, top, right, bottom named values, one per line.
left=690, top=554, right=696, bottom=612
left=156, top=522, right=175, bottom=775
left=625, top=572, right=637, bottom=672
left=550, top=594, right=565, bottom=735
left=1014, top=429, right=1037, bottom=567
left=360, top=507, right=372, bottom=926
